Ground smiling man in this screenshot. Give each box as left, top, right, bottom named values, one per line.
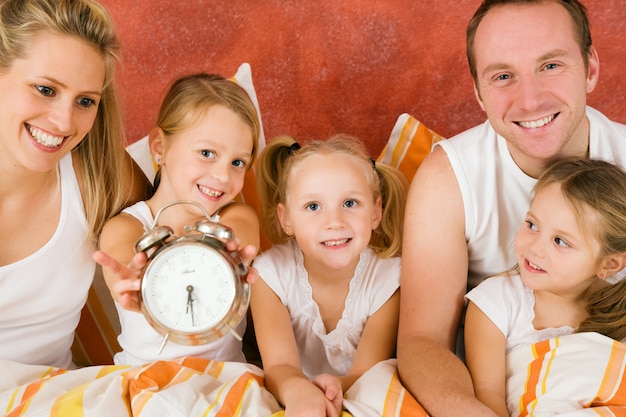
left=396, top=1, right=626, bottom=416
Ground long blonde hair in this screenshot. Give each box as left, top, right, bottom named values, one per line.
left=0, top=0, right=128, bottom=238
left=256, top=134, right=408, bottom=258
left=534, top=158, right=626, bottom=341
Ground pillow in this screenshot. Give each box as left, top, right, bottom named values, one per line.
left=377, top=113, right=445, bottom=183
left=72, top=63, right=266, bottom=366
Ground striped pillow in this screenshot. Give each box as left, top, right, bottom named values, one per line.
left=377, top=113, right=445, bottom=182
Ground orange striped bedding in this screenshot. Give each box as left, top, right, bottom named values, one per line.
left=506, top=332, right=626, bottom=417
left=0, top=358, right=430, bottom=417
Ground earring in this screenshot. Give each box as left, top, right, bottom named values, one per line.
left=598, top=271, right=607, bottom=279
left=156, top=157, right=161, bottom=164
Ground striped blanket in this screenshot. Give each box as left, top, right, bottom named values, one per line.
left=0, top=358, right=426, bottom=417
left=506, top=332, right=626, bottom=417
left=7, top=333, right=621, bottom=417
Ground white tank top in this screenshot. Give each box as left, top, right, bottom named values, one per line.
left=0, top=154, right=95, bottom=368
left=437, top=107, right=626, bottom=291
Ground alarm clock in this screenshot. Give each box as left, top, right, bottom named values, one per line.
left=134, top=200, right=249, bottom=354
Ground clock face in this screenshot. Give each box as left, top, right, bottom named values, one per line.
left=141, top=242, right=237, bottom=333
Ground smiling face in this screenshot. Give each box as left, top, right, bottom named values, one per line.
left=0, top=32, right=105, bottom=173
left=277, top=153, right=382, bottom=275
left=152, top=104, right=253, bottom=216
left=472, top=1, right=599, bottom=178
left=515, top=182, right=603, bottom=298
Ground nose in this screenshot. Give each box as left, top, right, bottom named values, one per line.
left=47, top=99, right=74, bottom=133
left=211, top=159, right=231, bottom=183
left=528, top=234, right=546, bottom=257
left=324, top=206, right=345, bottom=229
left=515, top=73, right=544, bottom=112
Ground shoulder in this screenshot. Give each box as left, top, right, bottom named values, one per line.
left=466, top=274, right=523, bottom=304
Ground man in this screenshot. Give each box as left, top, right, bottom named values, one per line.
left=397, top=1, right=626, bottom=416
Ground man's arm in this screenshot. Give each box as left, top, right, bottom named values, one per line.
left=396, top=146, right=498, bottom=417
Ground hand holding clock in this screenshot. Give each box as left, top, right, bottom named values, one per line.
left=94, top=241, right=258, bottom=314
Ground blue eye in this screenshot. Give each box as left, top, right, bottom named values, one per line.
left=232, top=159, right=246, bottom=168
left=78, top=97, right=96, bottom=108
left=35, top=85, right=55, bottom=97
left=306, top=203, right=320, bottom=211
left=544, top=63, right=559, bottom=70
left=344, top=199, right=357, bottom=208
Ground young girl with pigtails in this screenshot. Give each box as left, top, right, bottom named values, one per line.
left=251, top=134, right=408, bottom=416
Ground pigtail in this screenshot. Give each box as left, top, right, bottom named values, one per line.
left=256, top=135, right=298, bottom=244
left=577, top=279, right=626, bottom=341
left=369, top=162, right=409, bottom=258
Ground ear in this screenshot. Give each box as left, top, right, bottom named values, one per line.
left=148, top=127, right=166, bottom=163
left=586, top=46, right=600, bottom=94
left=473, top=82, right=486, bottom=112
left=372, top=196, right=383, bottom=230
left=277, top=203, right=293, bottom=236
left=597, top=252, right=626, bottom=280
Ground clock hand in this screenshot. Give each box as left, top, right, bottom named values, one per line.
left=186, top=285, right=195, bottom=327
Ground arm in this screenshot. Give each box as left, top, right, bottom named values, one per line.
left=250, top=277, right=339, bottom=417
left=338, top=289, right=400, bottom=391
left=396, top=147, right=498, bottom=417
left=94, top=212, right=147, bottom=312
left=464, top=301, right=509, bottom=417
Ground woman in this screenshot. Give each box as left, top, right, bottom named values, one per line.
left=0, top=0, right=150, bottom=368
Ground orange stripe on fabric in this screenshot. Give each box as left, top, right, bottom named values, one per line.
left=594, top=341, right=626, bottom=406
left=382, top=369, right=428, bottom=416
left=398, top=122, right=435, bottom=183
left=519, top=339, right=553, bottom=417
left=5, top=368, right=65, bottom=417
left=73, top=285, right=119, bottom=366
left=85, top=285, right=122, bottom=358
left=388, top=115, right=416, bottom=166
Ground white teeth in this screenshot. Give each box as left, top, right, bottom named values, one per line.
left=198, top=185, right=223, bottom=197
left=29, top=126, right=64, bottom=147
left=518, top=115, right=555, bottom=129
left=528, top=261, right=543, bottom=271
left=323, top=239, right=349, bottom=247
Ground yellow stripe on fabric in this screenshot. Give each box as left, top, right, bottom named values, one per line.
left=5, top=367, right=63, bottom=417
left=50, top=387, right=85, bottom=417
left=596, top=340, right=626, bottom=405
left=541, top=337, right=559, bottom=396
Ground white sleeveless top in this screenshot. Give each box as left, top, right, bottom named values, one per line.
left=114, top=201, right=246, bottom=365
left=0, top=154, right=95, bottom=368
left=437, top=106, right=626, bottom=291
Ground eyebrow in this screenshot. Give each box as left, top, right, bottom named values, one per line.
left=40, top=75, right=103, bottom=97
left=480, top=48, right=571, bottom=79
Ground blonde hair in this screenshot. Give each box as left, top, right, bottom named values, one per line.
left=533, top=158, right=626, bottom=341
left=256, top=134, right=408, bottom=258
left=152, top=73, right=260, bottom=189
left=0, top=0, right=129, bottom=238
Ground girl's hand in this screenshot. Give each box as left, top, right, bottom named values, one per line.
left=93, top=250, right=147, bottom=312
left=312, top=374, right=343, bottom=416
left=224, top=239, right=259, bottom=284
left=283, top=378, right=341, bottom=417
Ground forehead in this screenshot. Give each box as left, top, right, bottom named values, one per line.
left=473, top=2, right=581, bottom=71
left=288, top=153, right=372, bottom=194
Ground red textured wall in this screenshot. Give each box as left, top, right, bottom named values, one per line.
left=101, top=0, right=626, bottom=157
